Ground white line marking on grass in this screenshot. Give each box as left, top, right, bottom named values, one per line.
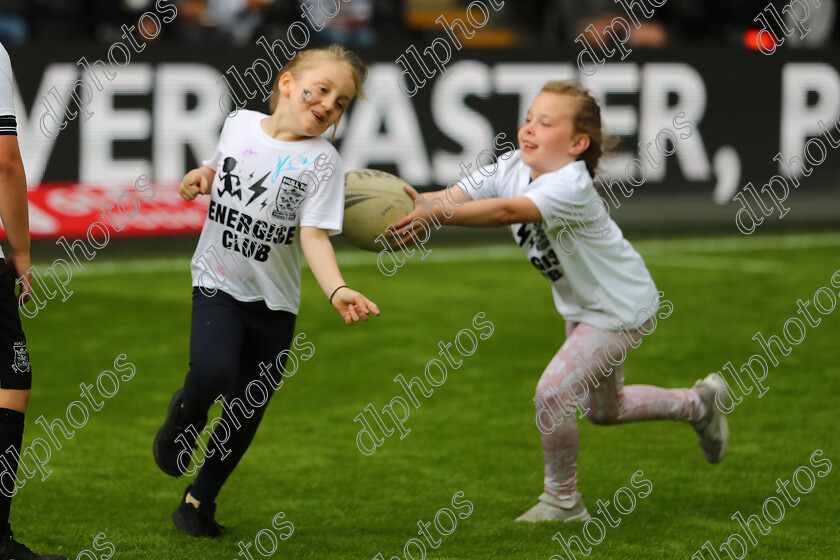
left=643, top=255, right=785, bottom=274
left=634, top=231, right=840, bottom=255
left=55, top=231, right=840, bottom=276
left=338, top=244, right=526, bottom=266
left=73, top=258, right=189, bottom=276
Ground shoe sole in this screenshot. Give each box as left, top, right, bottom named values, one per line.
left=694, top=374, right=730, bottom=463
left=515, top=512, right=591, bottom=522
left=153, top=388, right=187, bottom=477
left=561, top=508, right=591, bottom=521
left=515, top=508, right=591, bottom=522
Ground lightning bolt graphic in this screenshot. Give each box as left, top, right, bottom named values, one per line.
left=246, top=172, right=270, bottom=206
left=260, top=200, right=268, bottom=210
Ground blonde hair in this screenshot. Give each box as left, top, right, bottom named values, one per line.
left=539, top=81, right=617, bottom=178
left=268, top=44, right=368, bottom=141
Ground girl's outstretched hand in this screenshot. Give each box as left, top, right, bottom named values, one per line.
left=390, top=185, right=427, bottom=247
left=331, top=287, right=380, bottom=326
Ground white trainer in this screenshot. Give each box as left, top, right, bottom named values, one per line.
left=515, top=492, right=591, bottom=522
left=691, top=373, right=730, bottom=463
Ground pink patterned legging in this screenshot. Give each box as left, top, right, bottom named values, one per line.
left=535, top=320, right=705, bottom=499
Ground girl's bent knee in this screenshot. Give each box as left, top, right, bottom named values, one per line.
left=584, top=406, right=621, bottom=425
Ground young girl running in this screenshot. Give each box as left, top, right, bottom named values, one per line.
left=392, top=81, right=730, bottom=522
left=153, top=45, right=379, bottom=537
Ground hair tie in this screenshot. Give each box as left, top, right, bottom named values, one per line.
left=329, top=285, right=348, bottom=305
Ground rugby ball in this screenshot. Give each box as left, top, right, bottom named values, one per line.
left=342, top=169, right=415, bottom=252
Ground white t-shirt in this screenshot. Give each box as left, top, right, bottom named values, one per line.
left=0, top=46, right=15, bottom=118
left=466, top=151, right=658, bottom=331
left=190, top=110, right=344, bottom=314
left=0, top=44, right=17, bottom=262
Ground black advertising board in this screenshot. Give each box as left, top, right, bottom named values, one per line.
left=8, top=44, right=840, bottom=233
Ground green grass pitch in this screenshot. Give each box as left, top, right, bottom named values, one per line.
left=10, top=232, right=840, bottom=559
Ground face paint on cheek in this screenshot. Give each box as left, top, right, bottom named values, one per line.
left=300, top=89, right=312, bottom=103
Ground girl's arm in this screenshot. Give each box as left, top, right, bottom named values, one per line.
left=391, top=186, right=542, bottom=241
left=433, top=196, right=541, bottom=227
left=0, top=135, right=31, bottom=303
left=180, top=166, right=215, bottom=201
left=300, top=226, right=380, bottom=326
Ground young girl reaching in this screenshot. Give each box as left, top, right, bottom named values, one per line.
left=153, top=45, right=379, bottom=537
left=392, top=81, right=729, bottom=521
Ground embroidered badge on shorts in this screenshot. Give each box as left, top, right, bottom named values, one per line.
left=11, top=341, right=30, bottom=374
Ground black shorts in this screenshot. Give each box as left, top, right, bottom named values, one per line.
left=0, top=260, right=31, bottom=390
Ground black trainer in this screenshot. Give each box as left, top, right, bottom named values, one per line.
left=172, top=485, right=225, bottom=538
left=0, top=525, right=67, bottom=560
left=153, top=388, right=206, bottom=477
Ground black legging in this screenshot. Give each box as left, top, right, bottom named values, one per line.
left=180, top=288, right=296, bottom=503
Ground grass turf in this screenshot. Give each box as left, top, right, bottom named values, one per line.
left=9, top=232, right=840, bottom=559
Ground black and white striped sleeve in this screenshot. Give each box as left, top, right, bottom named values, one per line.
left=0, top=115, right=15, bottom=136
left=0, top=44, right=16, bottom=135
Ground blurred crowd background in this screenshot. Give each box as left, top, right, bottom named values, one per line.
left=0, top=0, right=837, bottom=50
